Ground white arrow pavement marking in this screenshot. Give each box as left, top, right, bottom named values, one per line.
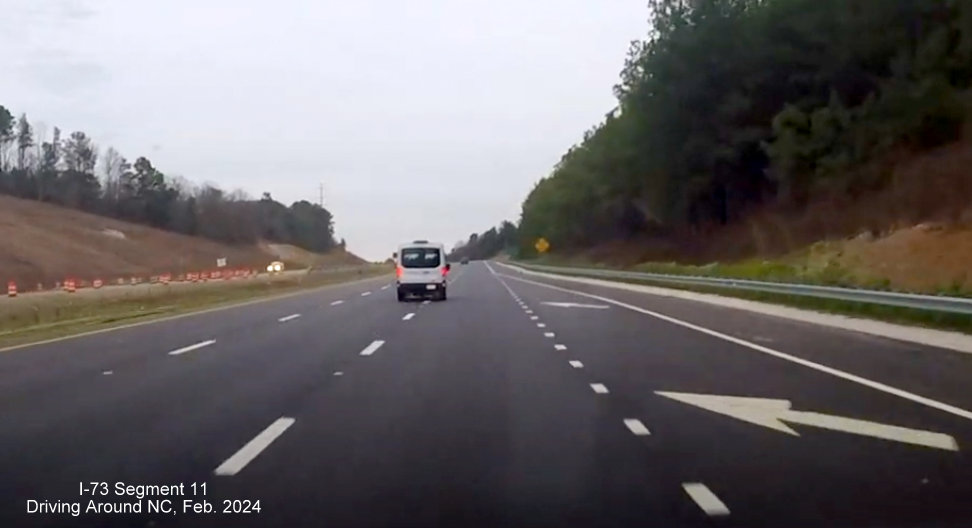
left=168, top=339, right=216, bottom=356
left=656, top=392, right=959, bottom=451
left=359, top=340, right=385, bottom=356
left=277, top=313, right=301, bottom=323
left=214, top=417, right=295, bottom=476
left=541, top=302, right=610, bottom=309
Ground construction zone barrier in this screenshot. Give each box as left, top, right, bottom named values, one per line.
left=7, top=281, right=16, bottom=297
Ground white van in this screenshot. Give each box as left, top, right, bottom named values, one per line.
left=395, top=240, right=450, bottom=301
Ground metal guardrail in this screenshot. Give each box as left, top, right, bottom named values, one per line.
left=513, top=263, right=972, bottom=315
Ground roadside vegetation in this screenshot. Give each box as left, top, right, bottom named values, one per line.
left=0, top=267, right=389, bottom=349
left=516, top=0, right=972, bottom=257
left=459, top=1, right=972, bottom=308
left=0, top=107, right=343, bottom=252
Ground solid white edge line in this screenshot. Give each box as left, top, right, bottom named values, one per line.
left=403, top=313, right=415, bottom=321
left=569, top=360, right=583, bottom=368
left=590, top=383, right=609, bottom=394
left=214, top=418, right=295, bottom=476
left=623, top=418, right=650, bottom=436
left=277, top=313, right=301, bottom=322
left=168, top=339, right=216, bottom=356
left=682, top=483, right=730, bottom=516
left=500, top=262, right=972, bottom=356
left=555, top=344, right=567, bottom=351
left=496, top=267, right=972, bottom=422
left=360, top=339, right=385, bottom=356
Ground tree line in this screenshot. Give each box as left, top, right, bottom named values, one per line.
left=0, top=106, right=338, bottom=252
left=448, top=221, right=518, bottom=261
left=514, top=0, right=972, bottom=256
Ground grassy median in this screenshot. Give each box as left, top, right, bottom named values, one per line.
left=0, top=267, right=391, bottom=350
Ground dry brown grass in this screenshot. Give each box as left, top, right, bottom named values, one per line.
left=565, top=134, right=972, bottom=294
left=0, top=195, right=364, bottom=287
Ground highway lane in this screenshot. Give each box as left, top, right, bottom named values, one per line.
left=493, top=264, right=972, bottom=527
left=1, top=261, right=971, bottom=526
left=0, top=273, right=398, bottom=527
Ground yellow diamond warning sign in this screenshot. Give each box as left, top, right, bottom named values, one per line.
left=535, top=237, right=550, bottom=254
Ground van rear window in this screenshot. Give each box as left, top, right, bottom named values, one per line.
left=401, top=248, right=441, bottom=268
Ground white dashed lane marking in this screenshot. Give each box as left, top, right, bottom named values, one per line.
left=102, top=370, right=113, bottom=375
left=277, top=313, right=301, bottom=323
left=624, top=419, right=650, bottom=436
left=333, top=371, right=344, bottom=376
left=214, top=418, right=295, bottom=476
left=361, top=292, right=372, bottom=297
left=330, top=300, right=344, bottom=306
left=381, top=285, right=390, bottom=290
left=403, top=313, right=415, bottom=321
left=590, top=383, right=609, bottom=394
left=682, top=483, right=730, bottom=517
left=554, top=344, right=567, bottom=351
left=569, top=360, right=583, bottom=368
left=168, top=339, right=216, bottom=356
left=544, top=332, right=555, bottom=338
left=359, top=340, right=385, bottom=356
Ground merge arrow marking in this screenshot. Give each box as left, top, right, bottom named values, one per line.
left=656, top=391, right=958, bottom=451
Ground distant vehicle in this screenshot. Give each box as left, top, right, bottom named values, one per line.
left=395, top=240, right=449, bottom=301
left=267, top=261, right=284, bottom=273
left=461, top=257, right=469, bottom=265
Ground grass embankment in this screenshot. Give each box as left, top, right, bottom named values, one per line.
left=0, top=267, right=390, bottom=349
left=518, top=260, right=972, bottom=334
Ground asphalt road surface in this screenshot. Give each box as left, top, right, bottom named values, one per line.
left=2, top=261, right=972, bottom=527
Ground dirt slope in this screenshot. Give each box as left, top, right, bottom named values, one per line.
left=261, top=243, right=366, bottom=268
left=0, top=195, right=363, bottom=287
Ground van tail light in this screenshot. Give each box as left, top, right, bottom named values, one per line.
left=396, top=266, right=403, bottom=278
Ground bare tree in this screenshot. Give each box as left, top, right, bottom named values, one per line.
left=100, top=147, right=128, bottom=204
left=15, top=113, right=34, bottom=171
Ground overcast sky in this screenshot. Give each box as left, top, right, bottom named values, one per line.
left=1, top=0, right=648, bottom=260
